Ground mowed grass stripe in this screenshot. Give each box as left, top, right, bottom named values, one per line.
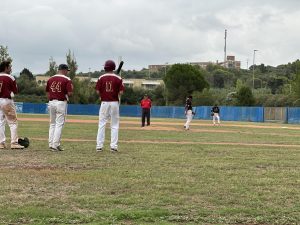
left=26, top=137, right=300, bottom=148
left=18, top=115, right=300, bottom=129
left=16, top=118, right=300, bottom=146
left=1, top=117, right=300, bottom=224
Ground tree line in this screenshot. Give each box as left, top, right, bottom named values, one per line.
left=1, top=45, right=300, bottom=106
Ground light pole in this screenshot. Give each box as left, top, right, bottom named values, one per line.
left=164, top=62, right=168, bottom=106
left=164, top=62, right=168, bottom=76
left=252, top=50, right=258, bottom=89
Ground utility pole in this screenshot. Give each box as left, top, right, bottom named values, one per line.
left=252, top=50, right=258, bottom=89
left=224, top=29, right=227, bottom=68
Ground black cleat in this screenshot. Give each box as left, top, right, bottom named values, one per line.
left=96, top=148, right=103, bottom=152
left=50, top=146, right=64, bottom=151
left=110, top=148, right=118, bottom=153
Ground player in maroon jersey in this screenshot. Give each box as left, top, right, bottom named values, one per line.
left=95, top=60, right=125, bottom=152
left=0, top=61, right=24, bottom=149
left=46, top=64, right=73, bottom=151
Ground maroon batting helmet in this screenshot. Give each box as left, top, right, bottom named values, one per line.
left=104, top=60, right=116, bottom=71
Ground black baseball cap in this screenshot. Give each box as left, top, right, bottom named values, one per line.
left=58, top=64, right=70, bottom=71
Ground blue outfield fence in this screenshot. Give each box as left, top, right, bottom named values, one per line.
left=15, top=102, right=270, bottom=123
left=14, top=102, right=300, bottom=124
left=287, top=107, right=300, bottom=124
left=192, top=106, right=264, bottom=122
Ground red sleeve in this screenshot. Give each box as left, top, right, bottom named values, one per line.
left=12, top=80, right=18, bottom=94
left=149, top=99, right=152, bottom=108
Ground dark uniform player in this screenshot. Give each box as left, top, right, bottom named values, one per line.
left=184, top=95, right=194, bottom=130
left=211, top=104, right=220, bottom=125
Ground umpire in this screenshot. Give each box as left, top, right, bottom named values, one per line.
left=140, top=94, right=152, bottom=127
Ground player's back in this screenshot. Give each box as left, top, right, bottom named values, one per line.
left=0, top=73, right=17, bottom=98
left=46, top=75, right=72, bottom=101
left=96, top=73, right=124, bottom=101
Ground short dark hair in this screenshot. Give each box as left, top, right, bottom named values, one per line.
left=0, top=60, right=11, bottom=73
left=58, top=64, right=70, bottom=71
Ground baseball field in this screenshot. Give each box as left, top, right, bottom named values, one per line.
left=0, top=114, right=300, bottom=225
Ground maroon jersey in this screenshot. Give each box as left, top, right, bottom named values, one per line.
left=46, top=75, right=73, bottom=101
left=95, top=73, right=124, bottom=101
left=0, top=73, right=18, bottom=99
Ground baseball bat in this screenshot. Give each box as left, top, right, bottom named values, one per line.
left=116, top=61, right=124, bottom=74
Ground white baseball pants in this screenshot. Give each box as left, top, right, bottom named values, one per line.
left=0, top=98, right=19, bottom=144
left=213, top=113, right=220, bottom=124
left=184, top=110, right=193, bottom=130
left=48, top=100, right=67, bottom=148
left=96, top=101, right=120, bottom=149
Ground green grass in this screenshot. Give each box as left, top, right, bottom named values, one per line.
left=0, top=114, right=299, bottom=224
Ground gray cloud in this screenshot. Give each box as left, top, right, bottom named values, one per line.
left=1, top=0, right=300, bottom=73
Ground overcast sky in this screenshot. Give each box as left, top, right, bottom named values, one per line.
left=1, top=0, right=300, bottom=74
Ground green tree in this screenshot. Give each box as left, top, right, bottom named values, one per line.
left=66, top=50, right=79, bottom=102
left=212, top=69, right=225, bottom=88
left=66, top=50, right=78, bottom=80
left=70, top=78, right=98, bottom=104
left=121, top=87, right=144, bottom=105
left=292, top=72, right=300, bottom=98
left=259, top=63, right=267, bottom=73
left=192, top=89, right=215, bottom=106
left=45, top=57, right=57, bottom=76
left=163, top=64, right=209, bottom=105
left=236, top=86, right=255, bottom=106
left=212, top=69, right=235, bottom=88
left=16, top=67, right=45, bottom=100
left=267, top=76, right=286, bottom=94
left=0, top=45, right=12, bottom=62
left=20, top=68, right=34, bottom=80
left=236, top=79, right=244, bottom=90
left=150, top=85, right=166, bottom=106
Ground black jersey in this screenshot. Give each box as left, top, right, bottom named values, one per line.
left=185, top=98, right=193, bottom=111
left=211, top=106, right=220, bottom=113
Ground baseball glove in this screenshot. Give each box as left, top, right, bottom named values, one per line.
left=211, top=112, right=214, bottom=117
left=18, top=137, right=30, bottom=148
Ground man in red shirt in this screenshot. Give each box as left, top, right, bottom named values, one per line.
left=46, top=64, right=73, bottom=151
left=95, top=60, right=124, bottom=152
left=140, top=94, right=152, bottom=127
left=0, top=61, right=24, bottom=149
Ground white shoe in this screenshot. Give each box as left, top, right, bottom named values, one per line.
left=11, top=143, right=24, bottom=149
left=0, top=143, right=6, bottom=149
